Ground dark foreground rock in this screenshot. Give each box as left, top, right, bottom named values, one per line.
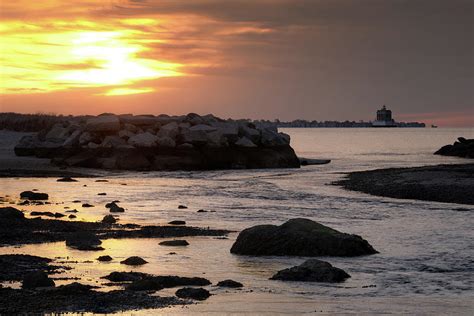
left=216, top=279, right=243, bottom=288
left=20, top=191, right=48, bottom=200
left=0, top=283, right=183, bottom=314
left=102, top=271, right=211, bottom=292
left=270, top=259, right=350, bottom=283
left=22, top=271, right=55, bottom=288
left=159, top=239, right=190, bottom=246
left=175, top=287, right=211, bottom=300
left=0, top=207, right=25, bottom=220
left=121, top=256, right=148, bottom=266
left=0, top=207, right=229, bottom=247
left=230, top=218, right=377, bottom=257
left=434, top=137, right=474, bottom=158
left=335, top=163, right=474, bottom=205
left=14, top=113, right=300, bottom=171
left=0, top=254, right=66, bottom=281
left=97, top=255, right=113, bottom=262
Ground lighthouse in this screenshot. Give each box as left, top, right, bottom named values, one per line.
left=372, top=105, right=397, bottom=127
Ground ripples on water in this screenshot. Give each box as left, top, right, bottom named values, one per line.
left=1, top=128, right=474, bottom=315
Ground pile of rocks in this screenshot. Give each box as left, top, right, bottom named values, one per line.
left=15, top=113, right=300, bottom=170
left=434, top=137, right=474, bottom=159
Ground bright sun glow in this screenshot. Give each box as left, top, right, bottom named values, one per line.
left=0, top=21, right=182, bottom=95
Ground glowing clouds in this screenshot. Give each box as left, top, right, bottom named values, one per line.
left=0, top=22, right=182, bottom=95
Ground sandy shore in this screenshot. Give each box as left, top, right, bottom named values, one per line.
left=336, top=163, right=474, bottom=205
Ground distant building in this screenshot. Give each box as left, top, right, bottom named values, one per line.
left=372, top=105, right=397, bottom=127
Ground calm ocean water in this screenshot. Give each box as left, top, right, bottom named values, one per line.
left=1, top=128, right=473, bottom=315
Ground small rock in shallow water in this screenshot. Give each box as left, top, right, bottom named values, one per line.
left=270, top=259, right=350, bottom=283
left=168, top=220, right=186, bottom=225
left=57, top=177, right=78, bottom=182
left=95, top=179, right=109, bottom=182
left=68, top=214, right=77, bottom=219
left=120, top=256, right=148, bottom=266
left=97, top=255, right=113, bottom=262
left=197, top=209, right=208, bottom=213
left=178, top=205, right=188, bottom=209
left=159, top=240, right=189, bottom=247
left=22, top=271, right=55, bottom=289
left=20, top=191, right=48, bottom=200
left=102, top=215, right=117, bottom=224
left=98, top=192, right=107, bottom=196
left=216, top=279, right=243, bottom=288
left=175, top=287, right=210, bottom=300
left=106, top=202, right=124, bottom=213
left=82, top=203, right=94, bottom=208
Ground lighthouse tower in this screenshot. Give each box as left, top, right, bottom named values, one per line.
left=372, top=105, right=397, bottom=127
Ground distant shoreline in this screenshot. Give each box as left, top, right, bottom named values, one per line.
left=335, top=163, right=474, bottom=206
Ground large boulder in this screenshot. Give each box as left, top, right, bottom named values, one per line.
left=120, top=115, right=157, bottom=126
left=128, top=132, right=158, bottom=147
left=45, top=123, right=70, bottom=142
left=0, top=207, right=25, bottom=220
left=230, top=218, right=377, bottom=257
left=157, top=122, right=179, bottom=139
left=260, top=129, right=287, bottom=147
left=270, top=259, right=350, bottom=282
left=189, top=124, right=217, bottom=132
left=156, top=136, right=176, bottom=148
left=206, top=130, right=228, bottom=147
left=22, top=271, right=55, bottom=289
left=78, top=131, right=93, bottom=145
left=175, top=287, right=210, bottom=300
left=434, top=138, right=474, bottom=158
left=85, top=115, right=120, bottom=132
left=239, top=125, right=260, bottom=143
left=210, top=122, right=239, bottom=143
left=101, top=135, right=127, bottom=148
left=20, top=191, right=48, bottom=200
left=235, top=136, right=257, bottom=148
left=14, top=135, right=40, bottom=156
left=120, top=256, right=148, bottom=266
left=62, top=129, right=82, bottom=147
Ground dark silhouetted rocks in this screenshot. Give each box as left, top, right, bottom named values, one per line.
left=20, top=191, right=48, bottom=200
left=57, top=177, right=78, bottom=182
left=120, top=256, right=148, bottom=266
left=270, top=259, right=350, bottom=283
left=0, top=207, right=25, bottom=220
left=434, top=137, right=474, bottom=158
left=216, top=279, right=243, bottom=288
left=175, top=287, right=210, bottom=300
left=230, top=218, right=377, bottom=257
left=168, top=220, right=186, bottom=225
left=102, top=215, right=117, bottom=224
left=159, top=240, right=189, bottom=247
left=97, top=255, right=113, bottom=262
left=22, top=271, right=55, bottom=289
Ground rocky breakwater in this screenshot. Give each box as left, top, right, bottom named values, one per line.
left=14, top=113, right=300, bottom=170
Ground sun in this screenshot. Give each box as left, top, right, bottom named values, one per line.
left=58, top=31, right=180, bottom=88
left=0, top=22, right=182, bottom=95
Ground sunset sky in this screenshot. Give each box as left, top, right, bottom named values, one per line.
left=0, top=0, right=472, bottom=126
